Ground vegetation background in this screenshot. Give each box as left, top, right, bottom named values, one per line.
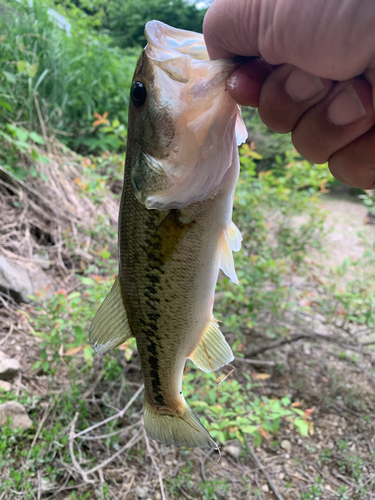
left=0, top=1, right=375, bottom=499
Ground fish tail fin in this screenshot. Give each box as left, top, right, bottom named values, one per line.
left=143, top=399, right=217, bottom=449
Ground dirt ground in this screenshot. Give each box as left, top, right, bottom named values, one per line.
left=320, top=194, right=375, bottom=264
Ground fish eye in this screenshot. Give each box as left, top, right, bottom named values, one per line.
left=130, top=81, right=147, bottom=108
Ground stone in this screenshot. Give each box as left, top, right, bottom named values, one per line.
left=0, top=256, right=52, bottom=303
left=0, top=355, right=20, bottom=380
left=0, top=380, right=12, bottom=391
left=280, top=439, right=292, bottom=454
left=261, top=484, right=269, bottom=493
left=0, top=401, right=32, bottom=430
left=279, top=473, right=285, bottom=480
left=135, top=486, right=149, bottom=499
left=223, top=444, right=241, bottom=460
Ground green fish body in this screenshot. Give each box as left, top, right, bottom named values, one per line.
left=90, top=21, right=247, bottom=448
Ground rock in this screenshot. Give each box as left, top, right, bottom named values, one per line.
left=0, top=401, right=32, bottom=430
left=261, top=484, right=269, bottom=493
left=223, top=444, right=241, bottom=460
left=135, top=486, right=149, bottom=499
left=0, top=354, right=20, bottom=380
left=280, top=439, right=292, bottom=454
left=0, top=256, right=52, bottom=303
left=279, top=473, right=285, bottom=480
left=0, top=380, right=12, bottom=391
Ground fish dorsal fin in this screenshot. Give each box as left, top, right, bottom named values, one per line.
left=89, top=276, right=133, bottom=355
left=188, top=319, right=234, bottom=372
left=219, top=221, right=242, bottom=285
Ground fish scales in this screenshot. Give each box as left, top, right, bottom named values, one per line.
left=90, top=20, right=247, bottom=449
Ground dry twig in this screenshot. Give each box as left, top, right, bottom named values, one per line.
left=247, top=441, right=285, bottom=500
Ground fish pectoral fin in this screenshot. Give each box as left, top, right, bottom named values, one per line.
left=188, top=319, right=234, bottom=373
left=144, top=399, right=217, bottom=449
left=218, top=221, right=242, bottom=285
left=89, top=276, right=133, bottom=355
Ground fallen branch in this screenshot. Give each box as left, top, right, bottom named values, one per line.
left=143, top=427, right=166, bottom=500
left=248, top=335, right=307, bottom=357
left=69, top=411, right=143, bottom=483
left=248, top=331, right=374, bottom=357
left=247, top=441, right=285, bottom=500
left=235, top=357, right=276, bottom=367
left=74, top=384, right=144, bottom=439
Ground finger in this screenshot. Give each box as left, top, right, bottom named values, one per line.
left=227, top=58, right=273, bottom=107
left=204, top=0, right=375, bottom=79
left=257, top=65, right=334, bottom=133
left=291, top=77, right=375, bottom=164
left=329, top=127, right=375, bottom=189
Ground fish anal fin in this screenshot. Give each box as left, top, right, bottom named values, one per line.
left=89, top=276, right=133, bottom=355
left=144, top=398, right=217, bottom=449
left=227, top=221, right=242, bottom=252
left=188, top=320, right=234, bottom=373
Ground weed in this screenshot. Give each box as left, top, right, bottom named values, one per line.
left=300, top=476, right=324, bottom=500
left=198, top=478, right=230, bottom=500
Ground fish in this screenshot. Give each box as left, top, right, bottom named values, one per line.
left=89, top=20, right=247, bottom=449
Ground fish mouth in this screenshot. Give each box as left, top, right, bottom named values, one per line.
left=144, top=20, right=235, bottom=90
left=145, top=20, right=209, bottom=61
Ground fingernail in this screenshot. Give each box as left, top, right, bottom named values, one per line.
left=285, top=68, right=324, bottom=101
left=328, top=85, right=367, bottom=125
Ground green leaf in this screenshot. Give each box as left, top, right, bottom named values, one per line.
left=0, top=101, right=13, bottom=112
left=30, top=166, right=38, bottom=178
left=294, top=418, right=309, bottom=436
left=25, top=62, right=39, bottom=78
left=242, top=425, right=258, bottom=434
left=37, top=155, right=51, bottom=164
left=31, top=149, right=39, bottom=160
left=29, top=131, right=45, bottom=144
left=17, top=60, right=27, bottom=73
left=13, top=167, right=28, bottom=181
left=80, top=277, right=96, bottom=286
left=2, top=71, right=16, bottom=83
left=83, top=347, right=94, bottom=366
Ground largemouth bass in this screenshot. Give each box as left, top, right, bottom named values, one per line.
left=90, top=21, right=247, bottom=449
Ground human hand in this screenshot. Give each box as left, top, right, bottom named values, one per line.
left=203, top=0, right=375, bottom=189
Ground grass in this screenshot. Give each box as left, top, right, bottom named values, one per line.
left=0, top=0, right=138, bottom=152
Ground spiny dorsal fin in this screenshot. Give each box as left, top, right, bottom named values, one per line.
left=188, top=319, right=234, bottom=372
left=218, top=221, right=242, bottom=285
left=89, top=276, right=133, bottom=354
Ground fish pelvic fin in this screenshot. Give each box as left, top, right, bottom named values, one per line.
left=89, top=276, right=133, bottom=354
left=219, top=221, right=242, bottom=285
left=144, top=398, right=217, bottom=449
left=188, top=319, right=234, bottom=372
